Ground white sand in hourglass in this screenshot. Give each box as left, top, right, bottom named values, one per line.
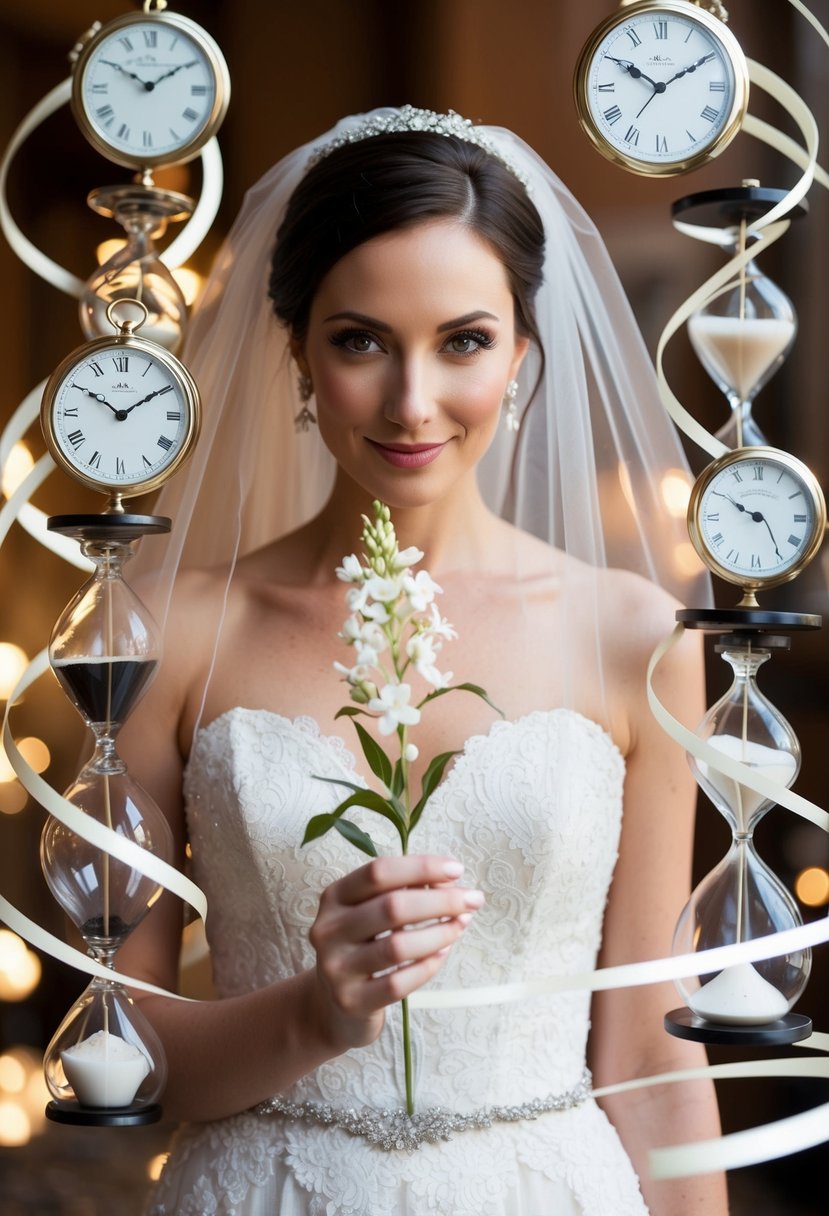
left=688, top=315, right=795, bottom=401
left=690, top=963, right=789, bottom=1025
left=61, top=1030, right=149, bottom=1107
left=696, top=735, right=797, bottom=831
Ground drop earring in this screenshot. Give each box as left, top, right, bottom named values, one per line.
left=502, top=379, right=520, bottom=433
left=294, top=373, right=317, bottom=432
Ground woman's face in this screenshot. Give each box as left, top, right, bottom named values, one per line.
left=294, top=219, right=529, bottom=509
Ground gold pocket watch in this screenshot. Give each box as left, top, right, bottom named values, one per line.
left=41, top=301, right=200, bottom=511
left=70, top=2, right=230, bottom=171
left=687, top=446, right=826, bottom=606
left=574, top=0, right=749, bottom=177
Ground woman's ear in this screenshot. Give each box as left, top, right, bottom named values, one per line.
left=289, top=336, right=310, bottom=380
left=509, top=335, right=530, bottom=381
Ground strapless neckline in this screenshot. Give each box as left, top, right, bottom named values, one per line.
left=189, top=704, right=623, bottom=793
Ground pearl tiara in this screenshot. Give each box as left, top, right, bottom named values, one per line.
left=306, top=105, right=529, bottom=188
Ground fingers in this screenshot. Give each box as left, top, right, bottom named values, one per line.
left=332, top=854, right=464, bottom=907
left=341, top=883, right=484, bottom=945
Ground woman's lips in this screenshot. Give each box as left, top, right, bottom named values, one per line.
left=367, top=439, right=448, bottom=469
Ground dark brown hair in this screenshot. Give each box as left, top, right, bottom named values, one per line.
left=268, top=131, right=545, bottom=360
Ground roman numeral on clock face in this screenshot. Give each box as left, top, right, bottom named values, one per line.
left=604, top=105, right=623, bottom=126
left=157, top=435, right=174, bottom=451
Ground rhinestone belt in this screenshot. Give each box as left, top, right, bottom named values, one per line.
left=253, top=1069, right=592, bottom=1152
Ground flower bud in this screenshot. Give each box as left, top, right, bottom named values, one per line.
left=404, top=743, right=419, bottom=762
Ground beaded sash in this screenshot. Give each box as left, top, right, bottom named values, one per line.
left=253, top=1069, right=593, bottom=1152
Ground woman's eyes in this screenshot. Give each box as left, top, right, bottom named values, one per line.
left=329, top=329, right=382, bottom=354
left=443, top=329, right=496, bottom=356
left=329, top=328, right=496, bottom=357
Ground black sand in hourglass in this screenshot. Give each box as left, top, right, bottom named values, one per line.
left=52, top=656, right=158, bottom=727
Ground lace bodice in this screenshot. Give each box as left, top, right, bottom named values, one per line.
left=150, top=707, right=648, bottom=1216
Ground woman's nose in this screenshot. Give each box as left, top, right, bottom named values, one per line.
left=382, top=360, right=436, bottom=431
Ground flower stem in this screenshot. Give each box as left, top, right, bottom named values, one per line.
left=401, top=834, right=414, bottom=1115
left=402, top=995, right=414, bottom=1116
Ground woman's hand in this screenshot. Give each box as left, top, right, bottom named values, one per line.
left=309, top=854, right=483, bottom=1052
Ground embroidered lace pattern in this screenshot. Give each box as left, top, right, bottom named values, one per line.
left=147, top=707, right=649, bottom=1216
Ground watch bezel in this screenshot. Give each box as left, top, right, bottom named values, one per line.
left=70, top=10, right=230, bottom=170
left=687, top=446, right=827, bottom=592
left=41, top=332, right=201, bottom=498
left=573, top=0, right=750, bottom=178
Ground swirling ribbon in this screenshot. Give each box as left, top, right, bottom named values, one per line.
left=2, top=0, right=829, bottom=1184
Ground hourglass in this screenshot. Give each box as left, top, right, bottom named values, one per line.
left=80, top=183, right=193, bottom=352
left=666, top=630, right=814, bottom=1046
left=675, top=184, right=805, bottom=449
left=41, top=514, right=173, bottom=1124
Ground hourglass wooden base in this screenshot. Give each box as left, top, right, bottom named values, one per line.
left=665, top=1006, right=813, bottom=1046
left=46, top=1099, right=162, bottom=1127
left=672, top=184, right=809, bottom=232
left=677, top=607, right=822, bottom=633
left=48, top=512, right=171, bottom=543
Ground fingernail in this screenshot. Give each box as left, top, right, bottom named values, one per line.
left=458, top=912, right=474, bottom=927
left=441, top=860, right=464, bottom=878
left=463, top=890, right=485, bottom=909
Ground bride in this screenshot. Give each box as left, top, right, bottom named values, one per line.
left=117, top=107, right=727, bottom=1215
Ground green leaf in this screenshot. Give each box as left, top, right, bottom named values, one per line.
left=391, top=757, right=405, bottom=799
left=335, top=818, right=379, bottom=857
left=409, top=750, right=460, bottom=832
left=418, top=682, right=504, bottom=717
left=305, top=786, right=407, bottom=844
left=334, top=705, right=371, bottom=720
left=313, top=775, right=365, bottom=794
left=351, top=720, right=393, bottom=787
left=302, top=812, right=339, bottom=846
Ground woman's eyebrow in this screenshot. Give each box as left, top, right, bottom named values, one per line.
left=436, top=311, right=500, bottom=332
left=323, top=311, right=392, bottom=331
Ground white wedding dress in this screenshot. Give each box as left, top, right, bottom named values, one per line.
left=147, top=706, right=649, bottom=1216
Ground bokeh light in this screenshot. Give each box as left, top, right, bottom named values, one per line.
left=795, top=866, right=829, bottom=908
left=1, top=441, right=34, bottom=499
left=0, top=929, right=42, bottom=1001
left=0, top=642, right=28, bottom=700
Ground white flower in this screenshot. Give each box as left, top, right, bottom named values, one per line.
left=335, top=554, right=365, bottom=583
left=407, top=634, right=451, bottom=689
left=362, top=600, right=391, bottom=624
left=368, top=684, right=421, bottom=735
left=365, top=574, right=402, bottom=604
left=404, top=743, right=419, bottom=762
left=426, top=603, right=457, bottom=641
left=334, top=659, right=371, bottom=685
left=391, top=545, right=424, bottom=571
left=402, top=569, right=443, bottom=612
left=346, top=583, right=370, bottom=614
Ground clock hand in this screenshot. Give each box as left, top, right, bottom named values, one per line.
left=662, top=52, right=717, bottom=88
left=712, top=492, right=784, bottom=559
left=753, top=512, right=784, bottom=561
left=151, top=60, right=200, bottom=87
left=71, top=383, right=125, bottom=418
left=99, top=59, right=154, bottom=91
left=603, top=56, right=662, bottom=90
left=123, top=385, right=171, bottom=414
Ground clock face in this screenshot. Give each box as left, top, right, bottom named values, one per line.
left=73, top=13, right=229, bottom=168
left=43, top=341, right=198, bottom=496
left=575, top=1, right=748, bottom=175
left=689, top=449, right=826, bottom=590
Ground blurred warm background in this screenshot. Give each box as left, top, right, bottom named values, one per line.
left=0, top=1, right=827, bottom=1212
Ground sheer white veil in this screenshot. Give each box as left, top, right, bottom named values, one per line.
left=133, top=106, right=709, bottom=730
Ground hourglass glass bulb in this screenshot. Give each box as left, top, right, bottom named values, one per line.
left=50, top=539, right=161, bottom=733
left=44, top=976, right=167, bottom=1112
left=690, top=640, right=799, bottom=835
left=80, top=184, right=193, bottom=351
left=687, top=242, right=796, bottom=448
left=41, top=759, right=174, bottom=954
